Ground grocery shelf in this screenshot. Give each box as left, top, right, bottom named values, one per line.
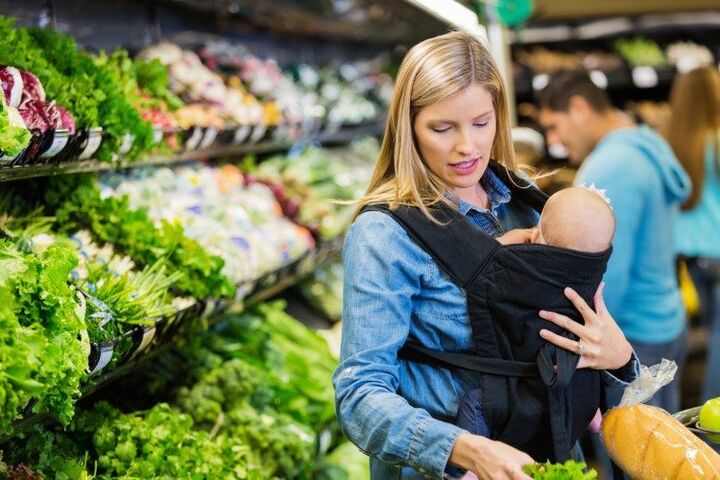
left=2, top=234, right=343, bottom=442
left=0, top=122, right=384, bottom=183
left=514, top=64, right=677, bottom=101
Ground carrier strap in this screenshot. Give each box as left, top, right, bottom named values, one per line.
left=399, top=340, right=539, bottom=377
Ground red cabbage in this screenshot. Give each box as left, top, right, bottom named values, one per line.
left=19, top=99, right=51, bottom=132
left=0, top=65, right=24, bottom=108
left=18, top=70, right=46, bottom=109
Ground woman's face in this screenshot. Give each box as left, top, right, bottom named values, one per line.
left=413, top=82, right=497, bottom=194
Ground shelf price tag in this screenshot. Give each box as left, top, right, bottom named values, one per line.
left=91, top=342, right=114, bottom=374
left=78, top=129, right=103, bottom=160
left=632, top=66, right=659, bottom=88
left=532, top=73, right=550, bottom=91
left=200, top=127, right=218, bottom=149
left=132, top=326, right=157, bottom=358
left=589, top=70, right=608, bottom=89
left=185, top=127, right=204, bottom=151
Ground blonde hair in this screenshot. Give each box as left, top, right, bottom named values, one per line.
left=354, top=31, right=516, bottom=221
left=662, top=66, right=720, bottom=210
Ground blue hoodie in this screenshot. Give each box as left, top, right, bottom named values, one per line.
left=575, top=126, right=691, bottom=344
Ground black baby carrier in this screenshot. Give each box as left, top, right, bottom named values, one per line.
left=364, top=164, right=611, bottom=463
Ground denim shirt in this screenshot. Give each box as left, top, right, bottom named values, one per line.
left=334, top=169, right=639, bottom=480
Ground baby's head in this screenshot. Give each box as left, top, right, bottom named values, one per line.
left=534, top=187, right=615, bottom=253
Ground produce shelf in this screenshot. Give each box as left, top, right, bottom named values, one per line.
left=514, top=64, right=678, bottom=101
left=2, top=234, right=343, bottom=442
left=0, top=122, right=384, bottom=183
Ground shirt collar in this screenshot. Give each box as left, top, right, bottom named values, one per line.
left=452, top=168, right=512, bottom=216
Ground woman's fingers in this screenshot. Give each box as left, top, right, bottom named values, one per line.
left=594, top=282, right=608, bottom=317
left=538, top=310, right=585, bottom=338
left=538, top=328, right=580, bottom=353
left=563, top=287, right=596, bottom=324
left=539, top=328, right=597, bottom=368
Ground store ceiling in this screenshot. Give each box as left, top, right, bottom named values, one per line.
left=151, top=0, right=449, bottom=44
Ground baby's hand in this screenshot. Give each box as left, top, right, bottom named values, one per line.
left=497, top=228, right=534, bottom=245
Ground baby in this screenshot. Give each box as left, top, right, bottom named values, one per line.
left=531, top=186, right=615, bottom=253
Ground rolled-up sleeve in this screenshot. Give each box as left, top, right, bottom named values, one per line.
left=333, top=212, right=466, bottom=478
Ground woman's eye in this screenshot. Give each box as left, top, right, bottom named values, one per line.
left=474, top=122, right=489, bottom=128
left=432, top=127, right=450, bottom=133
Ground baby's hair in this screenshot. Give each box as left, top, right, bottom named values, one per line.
left=540, top=187, right=616, bottom=252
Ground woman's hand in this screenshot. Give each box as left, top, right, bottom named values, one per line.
left=449, top=433, right=533, bottom=480
left=497, top=228, right=534, bottom=245
left=538, top=282, right=633, bottom=370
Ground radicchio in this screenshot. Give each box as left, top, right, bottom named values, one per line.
left=55, top=104, right=76, bottom=133
left=19, top=99, right=51, bottom=132
left=0, top=65, right=24, bottom=108
left=20, top=99, right=76, bottom=133
left=18, top=70, right=46, bottom=109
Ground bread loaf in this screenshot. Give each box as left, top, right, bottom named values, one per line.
left=601, top=404, right=720, bottom=479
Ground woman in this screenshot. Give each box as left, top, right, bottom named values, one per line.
left=333, top=31, right=636, bottom=480
left=664, top=66, right=720, bottom=401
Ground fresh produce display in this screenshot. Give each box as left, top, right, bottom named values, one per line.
left=522, top=461, right=597, bottom=480
left=69, top=229, right=191, bottom=344
left=0, top=17, right=158, bottom=161
left=601, top=404, right=720, bottom=479
left=253, top=136, right=378, bottom=239
left=93, top=49, right=181, bottom=151
left=1, top=301, right=366, bottom=479
left=614, top=37, right=668, bottom=68
left=199, top=40, right=392, bottom=134
left=2, top=174, right=235, bottom=300
left=139, top=42, right=270, bottom=130
left=102, top=163, right=316, bottom=285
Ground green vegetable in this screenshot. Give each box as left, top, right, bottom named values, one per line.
left=0, top=237, right=87, bottom=434
left=0, top=96, right=31, bottom=157
left=133, top=57, right=183, bottom=111
left=202, top=301, right=338, bottom=432
left=614, top=37, right=668, bottom=68
left=523, top=460, right=598, bottom=480
left=81, top=259, right=182, bottom=343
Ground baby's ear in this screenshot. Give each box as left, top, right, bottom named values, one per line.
left=530, top=227, right=540, bottom=244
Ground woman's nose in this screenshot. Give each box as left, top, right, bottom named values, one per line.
left=456, top=129, right=474, bottom=155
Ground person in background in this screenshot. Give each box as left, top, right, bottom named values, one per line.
left=537, top=71, right=691, bottom=413
left=662, top=66, right=720, bottom=402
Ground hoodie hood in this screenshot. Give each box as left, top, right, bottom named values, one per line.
left=597, top=126, right=691, bottom=203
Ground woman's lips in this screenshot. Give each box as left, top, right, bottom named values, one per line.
left=449, top=157, right=479, bottom=175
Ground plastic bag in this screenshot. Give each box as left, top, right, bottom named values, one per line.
left=618, top=358, right=677, bottom=407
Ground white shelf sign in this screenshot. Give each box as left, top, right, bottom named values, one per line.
left=632, top=66, right=659, bottom=88
left=589, top=70, right=608, bottom=89
left=532, top=74, right=550, bottom=91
